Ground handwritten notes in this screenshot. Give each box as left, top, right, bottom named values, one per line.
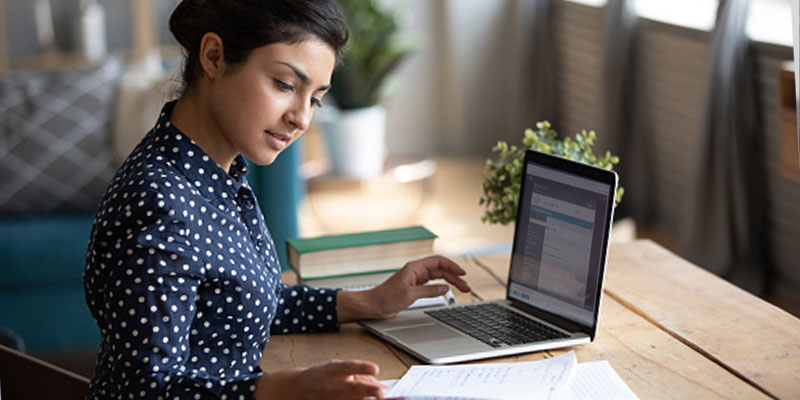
left=384, top=352, right=639, bottom=400
left=385, top=352, right=577, bottom=400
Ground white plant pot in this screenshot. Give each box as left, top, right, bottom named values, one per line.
left=321, top=105, right=387, bottom=178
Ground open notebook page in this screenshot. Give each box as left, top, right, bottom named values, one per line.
left=563, top=360, right=639, bottom=400
left=385, top=351, right=577, bottom=400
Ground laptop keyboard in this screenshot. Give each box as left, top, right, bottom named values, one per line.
left=425, top=303, right=570, bottom=348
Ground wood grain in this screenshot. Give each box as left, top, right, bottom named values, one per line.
left=603, top=240, right=800, bottom=400
left=407, top=251, right=771, bottom=398
left=0, top=344, right=90, bottom=400
left=261, top=241, right=798, bottom=398
left=779, top=66, right=800, bottom=180
left=469, top=251, right=772, bottom=399
left=130, top=0, right=157, bottom=61
left=259, top=323, right=411, bottom=380
left=563, top=297, right=771, bottom=399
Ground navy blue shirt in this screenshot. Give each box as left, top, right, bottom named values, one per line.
left=83, top=101, right=340, bottom=399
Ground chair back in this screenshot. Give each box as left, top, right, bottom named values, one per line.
left=0, top=344, right=90, bottom=400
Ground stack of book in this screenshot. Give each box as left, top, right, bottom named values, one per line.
left=286, top=226, right=438, bottom=289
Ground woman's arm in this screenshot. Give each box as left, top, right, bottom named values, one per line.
left=93, top=191, right=263, bottom=399
left=270, top=284, right=341, bottom=335
left=337, top=255, right=472, bottom=322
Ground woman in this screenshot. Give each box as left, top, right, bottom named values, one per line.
left=82, top=1, right=470, bottom=399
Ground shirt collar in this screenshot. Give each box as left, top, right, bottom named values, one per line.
left=151, top=101, right=250, bottom=204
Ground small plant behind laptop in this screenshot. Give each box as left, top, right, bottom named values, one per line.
left=480, top=121, right=625, bottom=225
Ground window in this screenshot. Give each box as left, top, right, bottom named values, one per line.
left=561, top=0, right=608, bottom=7
left=747, top=0, right=793, bottom=47
left=633, top=0, right=719, bottom=31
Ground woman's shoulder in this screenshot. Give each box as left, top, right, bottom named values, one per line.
left=97, top=141, right=198, bottom=220
left=108, top=136, right=195, bottom=196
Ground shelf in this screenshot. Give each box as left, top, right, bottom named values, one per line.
left=2, top=45, right=181, bottom=73
left=780, top=62, right=800, bottom=181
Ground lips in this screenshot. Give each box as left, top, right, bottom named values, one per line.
left=265, top=130, right=291, bottom=150
left=267, top=130, right=291, bottom=141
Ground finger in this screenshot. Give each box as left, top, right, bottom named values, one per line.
left=343, top=376, right=385, bottom=399
left=327, top=360, right=380, bottom=377
left=421, top=270, right=471, bottom=293
left=428, top=255, right=467, bottom=276
left=412, top=257, right=467, bottom=283
left=411, top=284, right=449, bottom=299
left=409, top=255, right=465, bottom=276
left=407, top=256, right=466, bottom=285
left=438, top=272, right=471, bottom=293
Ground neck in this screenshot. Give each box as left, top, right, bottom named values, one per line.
left=170, top=88, right=237, bottom=173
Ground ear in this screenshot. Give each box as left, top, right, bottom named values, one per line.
left=198, top=32, right=226, bottom=80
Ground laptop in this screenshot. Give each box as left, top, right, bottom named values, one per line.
left=360, top=149, right=618, bottom=364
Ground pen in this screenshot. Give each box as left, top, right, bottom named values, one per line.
left=445, top=288, right=456, bottom=305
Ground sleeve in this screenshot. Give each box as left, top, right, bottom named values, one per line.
left=97, top=191, right=261, bottom=400
left=270, top=283, right=341, bottom=334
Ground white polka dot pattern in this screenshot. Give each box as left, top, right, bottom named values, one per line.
left=83, top=101, right=340, bottom=399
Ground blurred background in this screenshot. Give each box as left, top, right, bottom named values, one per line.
left=0, top=0, right=797, bottom=378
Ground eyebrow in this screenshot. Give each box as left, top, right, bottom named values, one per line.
left=275, top=61, right=331, bottom=92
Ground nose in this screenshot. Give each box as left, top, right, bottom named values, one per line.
left=285, top=97, right=313, bottom=133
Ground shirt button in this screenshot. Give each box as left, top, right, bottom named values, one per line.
left=238, top=191, right=254, bottom=209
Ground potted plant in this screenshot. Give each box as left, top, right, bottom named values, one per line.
left=480, top=121, right=625, bottom=225
left=319, top=0, right=418, bottom=178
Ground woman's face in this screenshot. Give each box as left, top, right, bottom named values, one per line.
left=207, top=38, right=336, bottom=166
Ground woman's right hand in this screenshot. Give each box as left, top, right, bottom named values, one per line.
left=256, top=359, right=386, bottom=400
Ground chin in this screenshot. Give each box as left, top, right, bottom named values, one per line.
left=247, top=137, right=298, bottom=166
left=250, top=155, right=278, bottom=166
left=245, top=149, right=281, bottom=166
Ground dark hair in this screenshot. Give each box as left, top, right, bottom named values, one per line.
left=169, top=0, right=349, bottom=92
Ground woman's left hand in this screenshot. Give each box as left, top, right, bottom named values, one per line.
left=338, top=255, right=471, bottom=322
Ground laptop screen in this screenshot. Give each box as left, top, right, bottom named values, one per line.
left=508, top=155, right=614, bottom=328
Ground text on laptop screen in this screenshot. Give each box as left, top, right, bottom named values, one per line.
left=508, top=163, right=611, bottom=327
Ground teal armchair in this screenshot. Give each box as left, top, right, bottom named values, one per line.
left=0, top=149, right=303, bottom=352
left=247, top=139, right=305, bottom=271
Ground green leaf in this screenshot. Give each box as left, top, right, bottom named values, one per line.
left=481, top=121, right=624, bottom=224
left=329, top=0, right=421, bottom=109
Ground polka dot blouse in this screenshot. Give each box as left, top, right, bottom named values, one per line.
left=83, top=101, right=340, bottom=399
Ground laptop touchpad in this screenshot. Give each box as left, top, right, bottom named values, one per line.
left=387, top=324, right=462, bottom=344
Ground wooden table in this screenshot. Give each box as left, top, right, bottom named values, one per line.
left=261, top=240, right=800, bottom=399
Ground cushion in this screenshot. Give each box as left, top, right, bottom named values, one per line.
left=0, top=287, right=100, bottom=351
left=0, top=214, right=93, bottom=289
left=0, top=58, right=121, bottom=215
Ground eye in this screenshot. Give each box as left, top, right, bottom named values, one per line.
left=273, top=79, right=293, bottom=92
left=311, top=98, right=323, bottom=108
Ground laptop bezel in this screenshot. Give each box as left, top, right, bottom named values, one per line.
left=505, top=149, right=618, bottom=340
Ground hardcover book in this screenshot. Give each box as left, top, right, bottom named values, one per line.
left=286, top=226, right=437, bottom=282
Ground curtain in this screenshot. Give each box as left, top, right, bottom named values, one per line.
left=602, top=0, right=652, bottom=223
left=0, top=0, right=6, bottom=71
left=527, top=0, right=556, bottom=124
left=681, top=0, right=771, bottom=293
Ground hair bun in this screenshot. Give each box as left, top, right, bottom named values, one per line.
left=168, top=0, right=208, bottom=53
left=168, top=0, right=348, bottom=94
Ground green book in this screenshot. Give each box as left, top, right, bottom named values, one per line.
left=286, top=226, right=438, bottom=280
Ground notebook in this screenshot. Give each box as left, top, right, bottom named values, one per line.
left=360, top=149, right=618, bottom=364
